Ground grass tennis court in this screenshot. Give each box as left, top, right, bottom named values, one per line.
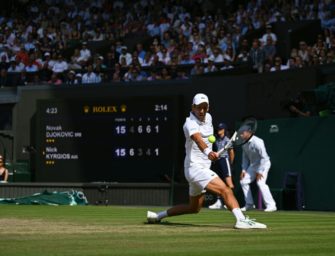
left=0, top=205, right=334, bottom=256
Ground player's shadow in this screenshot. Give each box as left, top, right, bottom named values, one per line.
left=145, top=221, right=231, bottom=229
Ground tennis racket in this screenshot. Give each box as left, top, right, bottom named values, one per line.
left=217, top=118, right=257, bottom=155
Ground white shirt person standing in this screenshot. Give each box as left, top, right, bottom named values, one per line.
left=147, top=93, right=267, bottom=229
left=239, top=125, right=277, bottom=212
left=81, top=65, right=101, bottom=84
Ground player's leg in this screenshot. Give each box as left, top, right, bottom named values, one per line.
left=256, top=169, right=277, bottom=212
left=206, top=176, right=267, bottom=229
left=167, top=194, right=205, bottom=216
left=147, top=194, right=204, bottom=223
left=240, top=168, right=256, bottom=210
left=206, top=176, right=239, bottom=210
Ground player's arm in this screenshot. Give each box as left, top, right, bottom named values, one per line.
left=191, top=133, right=219, bottom=161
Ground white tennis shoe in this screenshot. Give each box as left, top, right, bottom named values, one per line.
left=235, top=217, right=267, bottom=229
left=208, top=199, right=223, bottom=209
left=147, top=211, right=160, bottom=224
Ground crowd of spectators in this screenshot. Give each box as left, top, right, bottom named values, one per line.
left=0, top=0, right=335, bottom=86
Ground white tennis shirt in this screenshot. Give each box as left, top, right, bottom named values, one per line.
left=183, top=112, right=213, bottom=168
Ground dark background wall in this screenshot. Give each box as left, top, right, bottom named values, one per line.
left=13, top=66, right=318, bottom=162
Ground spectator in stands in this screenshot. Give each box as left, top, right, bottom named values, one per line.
left=180, top=52, right=195, bottom=65
left=150, top=54, right=165, bottom=68
left=92, top=27, right=105, bottom=41
left=75, top=73, right=82, bottom=84
left=298, top=41, right=310, bottom=63
left=123, top=65, right=135, bottom=82
left=78, top=42, right=91, bottom=64
left=130, top=51, right=142, bottom=68
left=136, top=43, right=146, bottom=61
left=310, top=54, right=321, bottom=66
left=190, top=58, right=204, bottom=75
left=0, top=155, right=8, bottom=183
left=160, top=47, right=172, bottom=65
left=204, top=57, right=217, bottom=73
left=270, top=56, right=289, bottom=72
left=25, top=59, right=39, bottom=73
left=24, top=34, right=37, bottom=53
left=65, top=70, right=80, bottom=85
left=16, top=70, right=28, bottom=86
left=52, top=54, right=69, bottom=74
left=8, top=57, right=23, bottom=73
left=221, top=58, right=234, bottom=70
left=294, top=56, right=305, bottom=68
left=0, top=68, right=11, bottom=87
left=236, top=48, right=250, bottom=65
left=82, top=64, right=101, bottom=84
left=249, top=39, right=265, bottom=73
left=0, top=55, right=10, bottom=71
left=48, top=72, right=63, bottom=85
left=160, top=67, right=172, bottom=80
left=192, top=44, right=207, bottom=63
left=224, top=46, right=236, bottom=63
left=147, top=69, right=161, bottom=81
left=176, top=70, right=189, bottom=80
left=69, top=49, right=83, bottom=70
left=209, top=47, right=224, bottom=63
left=261, top=24, right=277, bottom=45
left=326, top=51, right=335, bottom=64
left=140, top=52, right=152, bottom=67
left=118, top=46, right=132, bottom=66
left=94, top=56, right=107, bottom=73
left=0, top=0, right=334, bottom=85
left=0, top=45, right=10, bottom=65
left=263, top=36, right=277, bottom=64
left=104, top=49, right=118, bottom=69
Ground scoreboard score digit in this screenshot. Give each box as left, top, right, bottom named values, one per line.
left=34, top=96, right=181, bottom=182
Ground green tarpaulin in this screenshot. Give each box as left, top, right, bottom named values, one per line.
left=0, top=190, right=88, bottom=205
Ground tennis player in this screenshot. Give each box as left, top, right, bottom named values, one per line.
left=147, top=93, right=267, bottom=229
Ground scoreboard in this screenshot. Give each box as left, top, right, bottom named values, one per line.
left=34, top=96, right=182, bottom=182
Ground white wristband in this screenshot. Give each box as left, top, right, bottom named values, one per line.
left=203, top=148, right=211, bottom=156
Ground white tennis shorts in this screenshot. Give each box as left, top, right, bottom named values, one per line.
left=184, top=164, right=218, bottom=196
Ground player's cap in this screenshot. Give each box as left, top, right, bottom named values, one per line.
left=239, top=125, right=252, bottom=132
left=217, top=122, right=227, bottom=130
left=193, top=93, right=209, bottom=105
